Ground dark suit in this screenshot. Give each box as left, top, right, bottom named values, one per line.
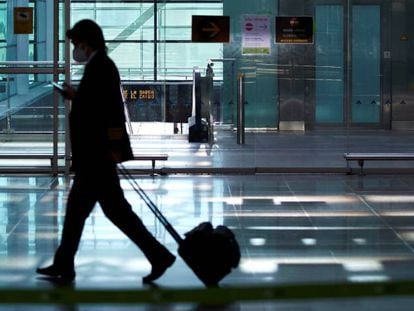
left=53, top=50, right=170, bottom=271
left=69, top=50, right=133, bottom=172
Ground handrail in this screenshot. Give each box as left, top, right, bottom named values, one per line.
left=209, top=58, right=236, bottom=62
left=192, top=67, right=202, bottom=127
left=0, top=61, right=65, bottom=66
left=237, top=73, right=245, bottom=145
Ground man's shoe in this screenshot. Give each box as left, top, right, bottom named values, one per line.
left=143, top=253, right=176, bottom=283
left=36, top=265, right=76, bottom=282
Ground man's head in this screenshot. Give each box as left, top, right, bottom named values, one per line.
left=67, top=19, right=106, bottom=62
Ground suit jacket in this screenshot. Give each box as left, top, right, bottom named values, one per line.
left=69, top=50, right=133, bottom=172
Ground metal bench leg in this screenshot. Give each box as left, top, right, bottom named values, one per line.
left=151, top=160, right=155, bottom=176
left=346, top=160, right=352, bottom=175
left=50, top=157, right=58, bottom=177
left=358, top=160, right=365, bottom=176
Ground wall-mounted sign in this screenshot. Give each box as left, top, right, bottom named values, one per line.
left=276, top=16, right=313, bottom=44
left=122, top=86, right=157, bottom=102
left=242, top=15, right=271, bottom=55
left=400, top=34, right=409, bottom=41
left=122, top=85, right=162, bottom=122
left=14, top=7, right=33, bottom=34
left=192, top=15, right=230, bottom=43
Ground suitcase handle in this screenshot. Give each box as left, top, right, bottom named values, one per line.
left=118, top=164, right=183, bottom=244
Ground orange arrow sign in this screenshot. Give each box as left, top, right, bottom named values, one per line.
left=202, top=22, right=220, bottom=37
left=192, top=16, right=230, bottom=43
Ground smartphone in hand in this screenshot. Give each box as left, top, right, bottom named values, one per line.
left=51, top=81, right=64, bottom=92
left=51, top=81, right=76, bottom=100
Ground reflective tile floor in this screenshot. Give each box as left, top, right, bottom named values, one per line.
left=2, top=127, right=414, bottom=173
left=2, top=173, right=414, bottom=309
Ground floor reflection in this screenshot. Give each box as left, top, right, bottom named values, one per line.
left=1, top=174, right=414, bottom=309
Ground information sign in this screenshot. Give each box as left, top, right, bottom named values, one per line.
left=242, top=15, right=271, bottom=55
left=276, top=16, right=313, bottom=44
left=14, top=7, right=33, bottom=34
left=192, top=15, right=230, bottom=43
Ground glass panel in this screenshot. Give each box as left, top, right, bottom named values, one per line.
left=0, top=0, right=66, bottom=170
left=0, top=72, right=65, bottom=171
left=157, top=43, right=223, bottom=80
left=0, top=1, right=58, bottom=63
left=224, top=0, right=278, bottom=128
left=112, top=43, right=154, bottom=81
left=70, top=2, right=155, bottom=80
left=315, top=5, right=344, bottom=123
left=157, top=2, right=223, bottom=80
left=0, top=2, right=5, bottom=63
left=159, top=2, right=222, bottom=41
left=0, top=74, right=64, bottom=134
left=157, top=1, right=225, bottom=130
left=71, top=2, right=154, bottom=41
left=123, top=82, right=193, bottom=123
left=351, top=5, right=381, bottom=123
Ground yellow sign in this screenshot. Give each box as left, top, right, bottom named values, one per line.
left=14, top=7, right=33, bottom=34
left=139, top=89, right=155, bottom=100
left=400, top=34, right=409, bottom=41
left=122, top=88, right=156, bottom=101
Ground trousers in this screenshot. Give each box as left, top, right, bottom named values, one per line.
left=53, top=164, right=169, bottom=269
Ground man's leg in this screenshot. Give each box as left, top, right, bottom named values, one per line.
left=98, top=166, right=175, bottom=282
left=37, top=173, right=97, bottom=280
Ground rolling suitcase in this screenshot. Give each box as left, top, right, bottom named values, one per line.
left=119, top=164, right=240, bottom=286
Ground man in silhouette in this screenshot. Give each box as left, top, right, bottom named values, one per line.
left=37, top=19, right=175, bottom=283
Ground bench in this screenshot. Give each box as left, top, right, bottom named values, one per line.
left=0, top=154, right=65, bottom=166
left=0, top=153, right=168, bottom=175
left=132, top=154, right=169, bottom=175
left=344, top=153, right=414, bottom=175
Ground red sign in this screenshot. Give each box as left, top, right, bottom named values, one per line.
left=245, top=22, right=253, bottom=31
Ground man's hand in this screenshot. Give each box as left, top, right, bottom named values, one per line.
left=110, top=151, right=123, bottom=163
left=60, top=82, right=77, bottom=100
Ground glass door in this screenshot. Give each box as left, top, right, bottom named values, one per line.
left=315, top=4, right=344, bottom=124
left=315, top=1, right=382, bottom=127
left=351, top=4, right=381, bottom=124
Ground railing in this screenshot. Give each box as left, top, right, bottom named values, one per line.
left=237, top=73, right=245, bottom=145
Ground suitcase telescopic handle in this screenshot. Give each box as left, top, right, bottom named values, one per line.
left=118, top=164, right=183, bottom=244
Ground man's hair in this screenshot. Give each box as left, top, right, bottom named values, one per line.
left=66, top=19, right=106, bottom=51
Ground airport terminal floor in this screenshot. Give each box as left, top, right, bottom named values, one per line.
left=1, top=128, right=414, bottom=310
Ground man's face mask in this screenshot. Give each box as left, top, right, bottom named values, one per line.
left=72, top=46, right=88, bottom=63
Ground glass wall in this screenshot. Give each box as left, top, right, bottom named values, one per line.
left=68, top=1, right=223, bottom=126
left=69, top=1, right=155, bottom=80
left=0, top=1, right=64, bottom=174
left=1, top=0, right=60, bottom=111
left=0, top=1, right=7, bottom=63
left=69, top=1, right=223, bottom=81
left=158, top=2, right=223, bottom=80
